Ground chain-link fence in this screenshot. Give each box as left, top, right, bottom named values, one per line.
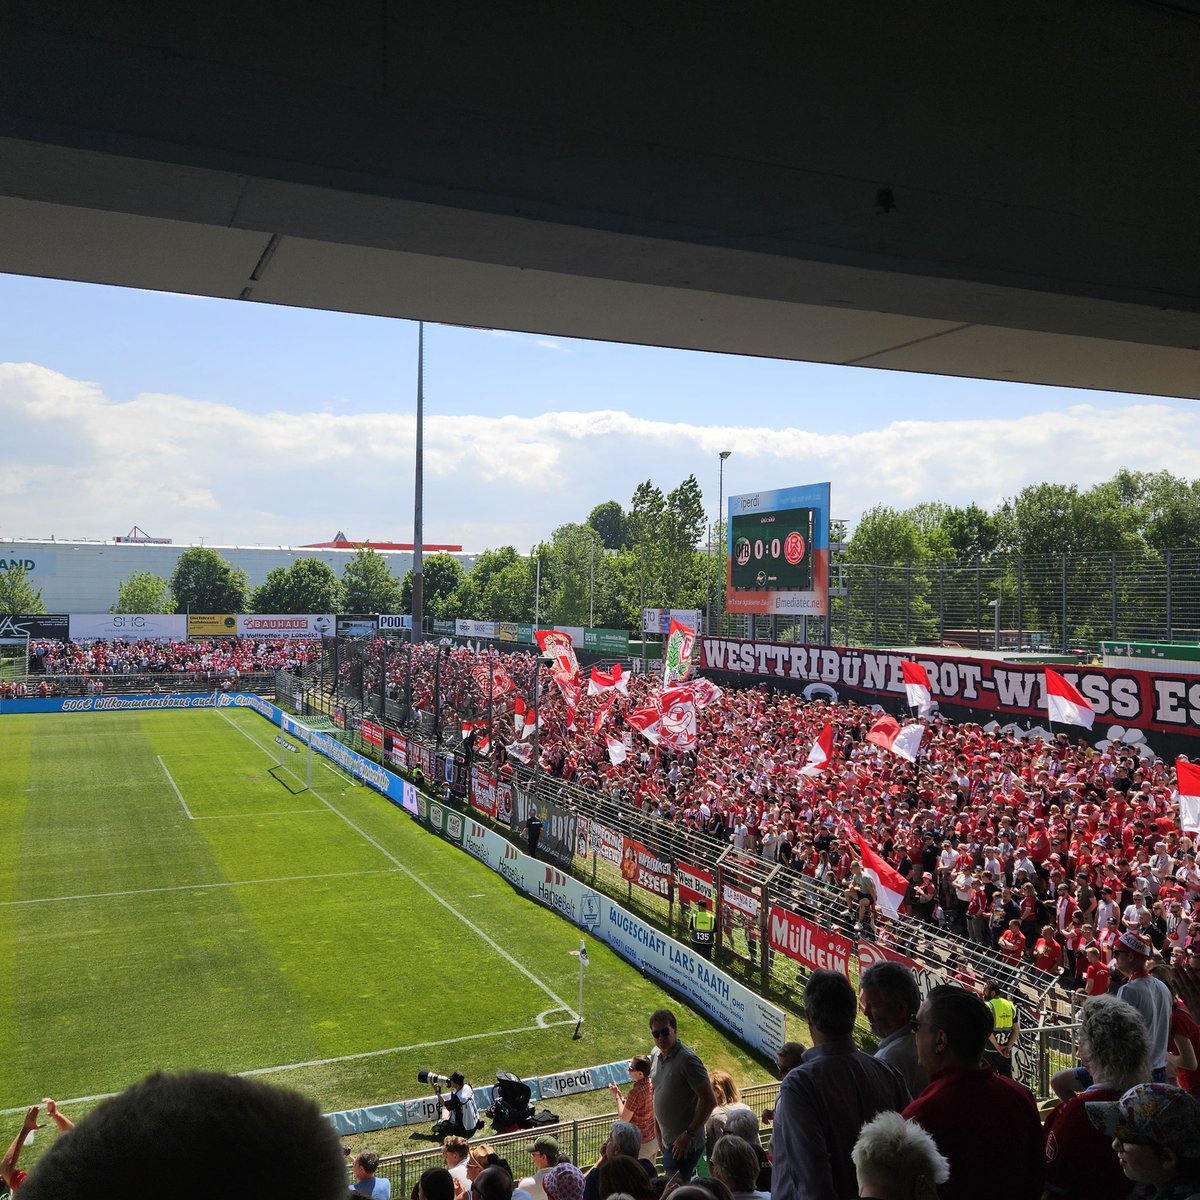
left=708, top=549, right=1200, bottom=652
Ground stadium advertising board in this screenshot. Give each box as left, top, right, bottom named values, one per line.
left=511, top=789, right=577, bottom=869
left=620, top=837, right=672, bottom=898
left=674, top=862, right=714, bottom=905
left=498, top=622, right=535, bottom=643
left=0, top=613, right=68, bottom=640
left=70, top=613, right=187, bottom=640
left=426, top=800, right=464, bottom=846
left=1, top=692, right=244, bottom=713
left=377, top=614, right=412, bottom=632
left=700, top=637, right=1200, bottom=739
left=237, top=614, right=334, bottom=639
left=767, top=906, right=853, bottom=976
left=337, top=615, right=376, bottom=637
left=583, top=628, right=630, bottom=652
left=459, top=818, right=783, bottom=1055
left=432, top=619, right=456, bottom=635
left=186, top=614, right=238, bottom=637
left=642, top=609, right=701, bottom=635
left=725, top=483, right=830, bottom=617
left=457, top=619, right=498, bottom=638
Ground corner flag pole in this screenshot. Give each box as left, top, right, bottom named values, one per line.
left=570, top=938, right=589, bottom=1039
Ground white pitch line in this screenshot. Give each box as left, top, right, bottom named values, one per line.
left=0, top=868, right=400, bottom=908
left=219, top=708, right=580, bottom=1021
left=0, top=1017, right=578, bottom=1116
left=158, top=754, right=192, bottom=819
left=194, top=809, right=329, bottom=820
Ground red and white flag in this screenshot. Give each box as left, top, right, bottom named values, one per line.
left=475, top=733, right=490, bottom=757
left=799, top=722, right=834, bottom=777
left=626, top=705, right=662, bottom=745
left=605, top=736, right=628, bottom=765
left=535, top=629, right=579, bottom=678
left=1177, top=758, right=1200, bottom=834
left=505, top=741, right=533, bottom=765
left=901, top=661, right=933, bottom=716
left=513, top=696, right=537, bottom=739
left=867, top=715, right=925, bottom=763
left=1044, top=668, right=1095, bottom=729
left=588, top=664, right=629, bottom=696
left=853, top=831, right=909, bottom=918
left=658, top=685, right=698, bottom=752
left=690, top=677, right=723, bottom=709
left=593, top=695, right=616, bottom=733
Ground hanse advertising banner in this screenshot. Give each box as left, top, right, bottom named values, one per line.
left=70, top=613, right=188, bottom=641
left=767, top=905, right=854, bottom=976
left=701, top=637, right=1200, bottom=739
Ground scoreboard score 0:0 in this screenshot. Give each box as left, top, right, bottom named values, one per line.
left=730, top=506, right=814, bottom=592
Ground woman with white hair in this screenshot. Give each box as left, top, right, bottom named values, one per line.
left=850, top=1111, right=949, bottom=1200
left=1042, top=993, right=1153, bottom=1200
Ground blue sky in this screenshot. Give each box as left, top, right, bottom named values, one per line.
left=3, top=272, right=1198, bottom=551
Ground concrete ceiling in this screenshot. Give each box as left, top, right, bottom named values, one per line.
left=1, top=3, right=1198, bottom=398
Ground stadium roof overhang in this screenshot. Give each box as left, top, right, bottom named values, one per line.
left=1, top=4, right=1198, bottom=399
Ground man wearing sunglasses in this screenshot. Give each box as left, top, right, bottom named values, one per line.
left=648, top=1008, right=717, bottom=1178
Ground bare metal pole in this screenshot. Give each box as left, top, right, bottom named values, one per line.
left=411, top=322, right=425, bottom=644
left=717, top=450, right=731, bottom=631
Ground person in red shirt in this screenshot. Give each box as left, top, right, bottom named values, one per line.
left=999, top=918, right=1027, bottom=964
left=1034, top=925, right=1064, bottom=976
left=1042, top=994, right=1153, bottom=1200
left=905, top=985, right=1044, bottom=1200
left=1075, top=947, right=1112, bottom=1003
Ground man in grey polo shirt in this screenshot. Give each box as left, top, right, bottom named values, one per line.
left=859, top=961, right=928, bottom=1097
left=648, top=1007, right=717, bottom=1178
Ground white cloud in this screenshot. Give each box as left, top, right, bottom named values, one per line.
left=2, top=362, right=1197, bottom=549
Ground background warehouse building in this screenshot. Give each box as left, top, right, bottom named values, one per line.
left=0, top=535, right=475, bottom=613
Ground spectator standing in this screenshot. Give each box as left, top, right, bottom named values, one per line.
left=609, top=1057, right=658, bottom=1160
left=649, top=1007, right=716, bottom=1178
left=903, top=985, right=1044, bottom=1200
left=1114, top=931, right=1174, bottom=1081
left=772, top=970, right=909, bottom=1200
left=1086, top=1083, right=1200, bottom=1198
left=1041, top=995, right=1152, bottom=1200
left=859, top=961, right=929, bottom=1097
left=850, top=1111, right=949, bottom=1200
left=352, top=1150, right=393, bottom=1200
left=705, top=1070, right=757, bottom=1148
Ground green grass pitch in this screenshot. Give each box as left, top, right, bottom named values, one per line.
left=0, top=708, right=767, bottom=1122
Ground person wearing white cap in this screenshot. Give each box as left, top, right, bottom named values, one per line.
left=1115, top=931, right=1173, bottom=1082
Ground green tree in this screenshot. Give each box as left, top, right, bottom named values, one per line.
left=662, top=475, right=707, bottom=603
left=112, top=571, right=174, bottom=614
left=0, top=566, right=45, bottom=615
left=588, top=500, right=630, bottom=550
left=341, top=546, right=402, bottom=613
left=541, top=523, right=612, bottom=625
left=446, top=547, right=532, bottom=621
left=628, top=480, right=666, bottom=605
left=169, top=547, right=249, bottom=613
left=400, top=553, right=465, bottom=617
left=251, top=558, right=344, bottom=613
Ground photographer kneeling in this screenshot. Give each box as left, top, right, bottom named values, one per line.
left=436, top=1072, right=479, bottom=1139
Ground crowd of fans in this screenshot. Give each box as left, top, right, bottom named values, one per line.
left=353, top=639, right=1198, bottom=973
left=25, top=636, right=322, bottom=678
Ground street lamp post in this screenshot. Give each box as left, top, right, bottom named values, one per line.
left=989, top=597, right=1001, bottom=651
left=716, top=450, right=732, bottom=631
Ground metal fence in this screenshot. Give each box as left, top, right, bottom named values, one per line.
left=367, top=1082, right=785, bottom=1196
left=706, top=549, right=1200, bottom=652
